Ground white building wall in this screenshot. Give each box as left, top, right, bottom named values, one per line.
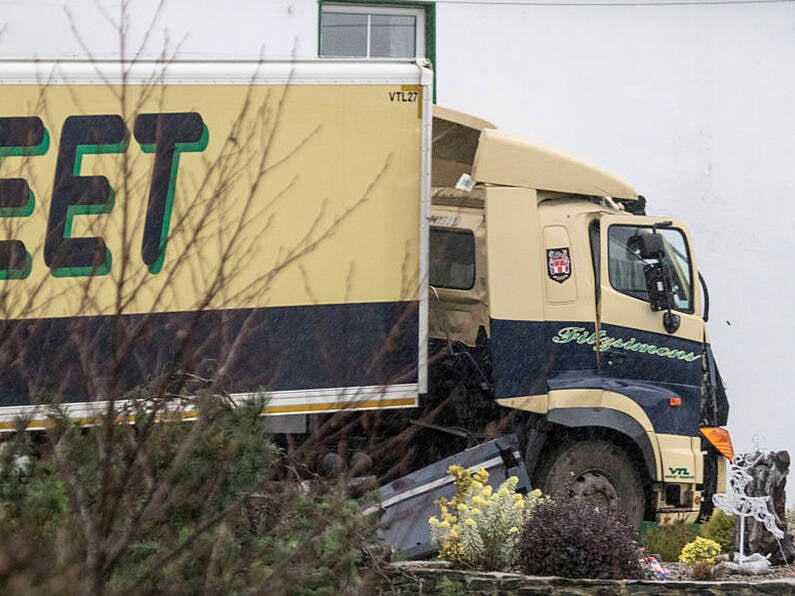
left=435, top=0, right=795, bottom=475
left=0, top=0, right=319, bottom=60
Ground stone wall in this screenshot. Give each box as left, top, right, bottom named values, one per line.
left=384, top=561, right=795, bottom=595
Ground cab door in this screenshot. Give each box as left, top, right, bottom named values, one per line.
left=597, top=214, right=705, bottom=439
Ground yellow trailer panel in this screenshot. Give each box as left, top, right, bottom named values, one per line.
left=0, top=61, right=432, bottom=427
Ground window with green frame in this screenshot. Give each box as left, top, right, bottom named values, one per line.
left=319, top=1, right=435, bottom=64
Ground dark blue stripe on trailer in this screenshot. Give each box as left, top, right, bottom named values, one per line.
left=489, top=319, right=704, bottom=436
left=0, top=301, right=419, bottom=407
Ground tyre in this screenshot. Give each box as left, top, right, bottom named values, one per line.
left=535, top=439, right=645, bottom=529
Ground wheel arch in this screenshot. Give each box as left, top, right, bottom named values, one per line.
left=545, top=407, right=658, bottom=483
left=521, top=408, right=660, bottom=518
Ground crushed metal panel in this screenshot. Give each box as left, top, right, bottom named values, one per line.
left=471, top=128, right=638, bottom=200
left=432, top=106, right=496, bottom=187
left=369, top=436, right=530, bottom=559
left=433, top=105, right=496, bottom=132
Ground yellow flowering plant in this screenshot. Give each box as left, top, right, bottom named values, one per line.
left=678, top=536, right=722, bottom=565
left=428, top=465, right=543, bottom=571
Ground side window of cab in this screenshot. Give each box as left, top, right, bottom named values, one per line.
left=608, top=225, right=694, bottom=313
left=429, top=227, right=475, bottom=290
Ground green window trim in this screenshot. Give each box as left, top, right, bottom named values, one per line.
left=318, top=0, right=436, bottom=101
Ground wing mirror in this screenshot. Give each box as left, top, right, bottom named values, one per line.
left=633, top=233, right=666, bottom=260
left=629, top=224, right=681, bottom=334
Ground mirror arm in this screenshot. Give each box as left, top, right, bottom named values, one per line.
left=659, top=260, right=681, bottom=334
left=646, top=224, right=681, bottom=334
left=699, top=271, right=710, bottom=322
left=652, top=220, right=673, bottom=232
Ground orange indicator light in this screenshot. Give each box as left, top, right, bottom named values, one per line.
left=700, top=427, right=736, bottom=463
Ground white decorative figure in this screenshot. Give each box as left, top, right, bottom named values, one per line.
left=712, top=451, right=784, bottom=571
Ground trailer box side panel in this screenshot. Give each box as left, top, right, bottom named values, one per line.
left=0, top=61, right=431, bottom=427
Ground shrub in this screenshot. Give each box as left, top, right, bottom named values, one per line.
left=643, top=518, right=697, bottom=562
left=518, top=496, right=644, bottom=579
left=244, top=483, right=377, bottom=594
left=429, top=465, right=542, bottom=571
left=0, top=396, right=377, bottom=594
left=700, top=509, right=734, bottom=554
left=679, top=536, right=721, bottom=565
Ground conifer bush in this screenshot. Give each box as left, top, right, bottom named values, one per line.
left=699, top=509, right=735, bottom=554
left=642, top=518, right=697, bottom=562
left=0, top=395, right=376, bottom=594
left=518, top=496, right=645, bottom=579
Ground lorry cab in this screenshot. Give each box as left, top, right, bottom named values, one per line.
left=428, top=106, right=731, bottom=526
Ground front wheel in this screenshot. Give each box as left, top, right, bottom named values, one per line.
left=534, top=439, right=645, bottom=529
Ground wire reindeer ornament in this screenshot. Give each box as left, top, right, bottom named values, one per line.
left=713, top=452, right=784, bottom=562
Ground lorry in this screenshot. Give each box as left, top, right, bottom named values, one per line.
left=0, top=59, right=731, bottom=529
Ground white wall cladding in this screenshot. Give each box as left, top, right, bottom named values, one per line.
left=0, top=1, right=320, bottom=60
left=434, top=0, right=795, bottom=479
